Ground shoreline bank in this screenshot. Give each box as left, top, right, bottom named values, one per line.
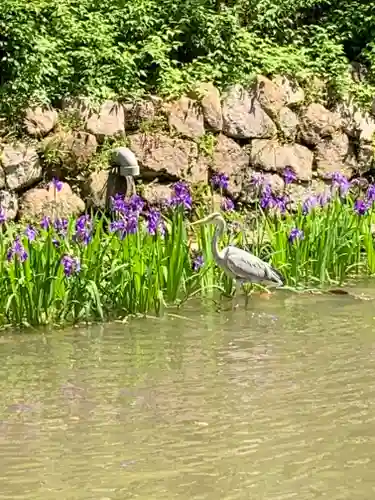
left=0, top=173, right=374, bottom=329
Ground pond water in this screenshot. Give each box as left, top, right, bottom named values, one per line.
left=1, top=286, right=375, bottom=499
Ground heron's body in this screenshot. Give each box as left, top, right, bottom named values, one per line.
left=218, top=245, right=284, bottom=287
left=191, top=212, right=284, bottom=307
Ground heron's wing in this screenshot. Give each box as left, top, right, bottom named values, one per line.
left=224, top=246, right=282, bottom=284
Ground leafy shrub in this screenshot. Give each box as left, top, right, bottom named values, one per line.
left=1, top=0, right=375, bottom=117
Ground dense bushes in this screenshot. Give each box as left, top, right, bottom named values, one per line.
left=1, top=0, right=375, bottom=116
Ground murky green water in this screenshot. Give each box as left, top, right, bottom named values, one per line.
left=1, top=287, right=375, bottom=499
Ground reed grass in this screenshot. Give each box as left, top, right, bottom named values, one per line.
left=0, top=173, right=375, bottom=328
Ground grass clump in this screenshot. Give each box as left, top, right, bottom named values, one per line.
left=1, top=171, right=375, bottom=328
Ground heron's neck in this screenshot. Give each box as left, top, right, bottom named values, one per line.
left=212, top=220, right=225, bottom=258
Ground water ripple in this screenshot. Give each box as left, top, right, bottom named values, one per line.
left=0, top=293, right=374, bottom=499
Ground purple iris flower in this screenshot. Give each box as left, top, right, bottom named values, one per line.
left=128, top=194, right=145, bottom=213
left=273, top=195, right=288, bottom=213
left=288, top=228, right=304, bottom=243
left=109, top=209, right=139, bottom=238
left=192, top=254, right=204, bottom=271
left=40, top=216, right=51, bottom=230
left=169, top=181, right=192, bottom=210
left=221, top=197, right=234, bottom=212
left=126, top=211, right=139, bottom=234
left=302, top=196, right=318, bottom=215
left=61, top=255, right=81, bottom=277
left=354, top=199, right=369, bottom=216
left=331, top=172, right=350, bottom=197
left=109, top=218, right=127, bottom=239
left=51, top=177, right=63, bottom=192
left=211, top=172, right=229, bottom=190
left=250, top=172, right=265, bottom=188
left=7, top=236, right=28, bottom=263
left=73, top=215, right=92, bottom=245
left=24, top=225, right=38, bottom=242
left=283, top=168, right=297, bottom=185
left=318, top=191, right=331, bottom=207
left=260, top=184, right=275, bottom=210
left=0, top=208, right=6, bottom=224
left=53, top=218, right=68, bottom=236
left=366, top=184, right=375, bottom=203
left=110, top=193, right=127, bottom=214
left=146, top=209, right=165, bottom=236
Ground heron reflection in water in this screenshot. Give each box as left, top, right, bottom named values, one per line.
left=191, top=212, right=284, bottom=309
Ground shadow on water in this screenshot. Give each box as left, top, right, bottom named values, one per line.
left=0, top=283, right=375, bottom=499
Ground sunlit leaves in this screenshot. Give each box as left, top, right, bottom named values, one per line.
left=1, top=0, right=375, bottom=116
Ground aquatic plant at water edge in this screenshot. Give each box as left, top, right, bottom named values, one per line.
left=0, top=182, right=200, bottom=326
left=1, top=173, right=375, bottom=327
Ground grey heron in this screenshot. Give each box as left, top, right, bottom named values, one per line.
left=191, top=212, right=284, bottom=308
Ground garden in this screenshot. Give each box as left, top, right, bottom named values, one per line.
left=1, top=170, right=375, bottom=328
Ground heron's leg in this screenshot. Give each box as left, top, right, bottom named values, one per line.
left=245, top=286, right=250, bottom=309
left=232, top=281, right=241, bottom=310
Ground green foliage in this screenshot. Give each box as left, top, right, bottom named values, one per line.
left=87, top=136, right=130, bottom=173
left=138, top=114, right=169, bottom=134
left=192, top=199, right=375, bottom=296
left=1, top=177, right=375, bottom=328
left=197, top=133, right=217, bottom=158
left=0, top=208, right=197, bottom=327
left=255, top=198, right=375, bottom=288
left=57, top=109, right=85, bottom=132
left=2, top=0, right=375, bottom=117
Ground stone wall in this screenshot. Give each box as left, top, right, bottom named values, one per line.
left=1, top=74, right=375, bottom=221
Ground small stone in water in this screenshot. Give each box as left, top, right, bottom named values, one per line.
left=328, top=289, right=349, bottom=295
left=120, top=459, right=138, bottom=468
